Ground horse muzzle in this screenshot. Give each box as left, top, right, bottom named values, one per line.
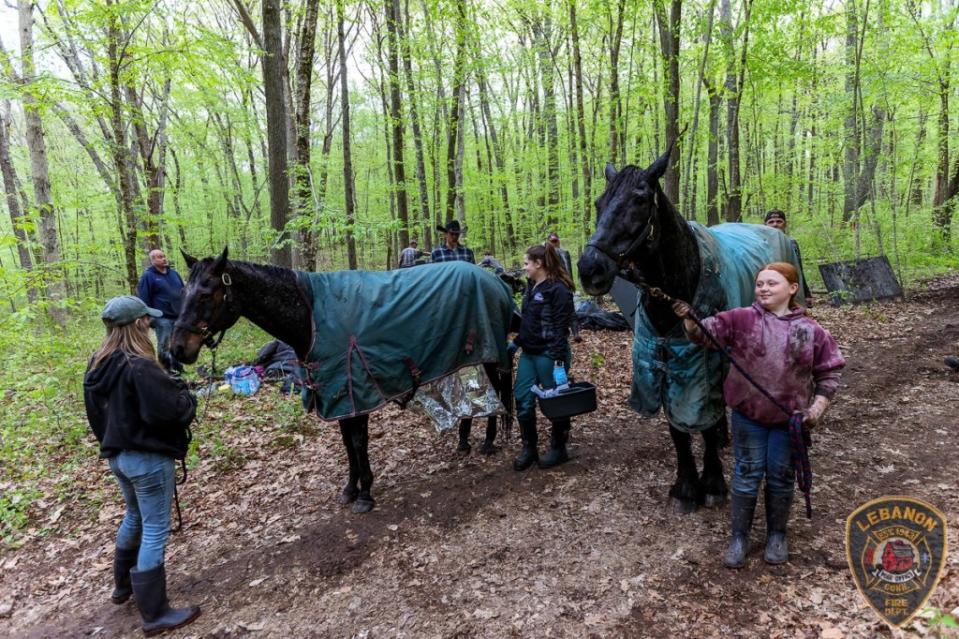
left=170, top=329, right=204, bottom=365
left=577, top=247, right=617, bottom=296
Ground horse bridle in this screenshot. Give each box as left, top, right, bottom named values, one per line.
left=585, top=212, right=657, bottom=273
left=173, top=272, right=234, bottom=350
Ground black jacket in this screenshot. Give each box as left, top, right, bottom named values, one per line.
left=84, top=351, right=196, bottom=459
left=515, top=278, right=574, bottom=361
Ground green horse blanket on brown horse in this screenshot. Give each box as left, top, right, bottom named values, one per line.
left=296, top=261, right=515, bottom=421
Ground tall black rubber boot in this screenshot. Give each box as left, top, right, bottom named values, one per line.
left=130, top=564, right=201, bottom=637
left=512, top=418, right=538, bottom=471
left=724, top=493, right=757, bottom=568
left=538, top=419, right=570, bottom=469
left=111, top=546, right=139, bottom=604
left=764, top=489, right=793, bottom=565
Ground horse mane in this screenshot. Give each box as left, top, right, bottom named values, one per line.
left=187, top=256, right=297, bottom=284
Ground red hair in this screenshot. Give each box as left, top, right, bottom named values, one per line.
left=758, top=262, right=801, bottom=308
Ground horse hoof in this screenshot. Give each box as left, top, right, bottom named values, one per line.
left=456, top=442, right=471, bottom=455
left=704, top=493, right=727, bottom=509
left=351, top=499, right=375, bottom=514
left=670, top=497, right=698, bottom=514
left=479, top=442, right=498, bottom=456
left=338, top=488, right=359, bottom=505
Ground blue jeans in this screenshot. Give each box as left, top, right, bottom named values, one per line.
left=514, top=347, right=571, bottom=422
left=730, top=411, right=794, bottom=498
left=153, top=317, right=180, bottom=372
left=108, top=450, right=175, bottom=571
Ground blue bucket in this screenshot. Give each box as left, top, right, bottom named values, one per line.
left=225, top=365, right=261, bottom=396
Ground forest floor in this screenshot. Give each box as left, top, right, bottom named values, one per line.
left=3, top=275, right=959, bottom=639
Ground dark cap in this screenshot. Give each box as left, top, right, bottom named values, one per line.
left=764, top=209, right=786, bottom=223
left=101, top=295, right=162, bottom=326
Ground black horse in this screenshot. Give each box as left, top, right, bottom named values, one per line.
left=577, top=150, right=729, bottom=513
left=170, top=249, right=511, bottom=514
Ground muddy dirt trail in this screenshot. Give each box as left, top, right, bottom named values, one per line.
left=3, top=276, right=958, bottom=638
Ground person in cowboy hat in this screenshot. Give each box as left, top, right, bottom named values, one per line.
left=764, top=209, right=813, bottom=305
left=431, top=220, right=475, bottom=264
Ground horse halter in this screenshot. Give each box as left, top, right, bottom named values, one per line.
left=585, top=213, right=657, bottom=272
left=173, top=272, right=234, bottom=350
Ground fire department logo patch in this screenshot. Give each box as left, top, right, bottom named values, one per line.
left=845, top=496, right=948, bottom=628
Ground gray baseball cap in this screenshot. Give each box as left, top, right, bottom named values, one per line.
left=101, top=295, right=163, bottom=326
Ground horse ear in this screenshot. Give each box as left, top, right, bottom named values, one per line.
left=604, top=162, right=618, bottom=183
left=646, top=147, right=672, bottom=182
left=211, top=246, right=229, bottom=275
left=181, top=250, right=198, bottom=268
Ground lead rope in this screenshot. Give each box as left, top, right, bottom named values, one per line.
left=170, top=344, right=219, bottom=534
left=623, top=273, right=814, bottom=518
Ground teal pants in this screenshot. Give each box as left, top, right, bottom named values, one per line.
left=514, top=348, right=572, bottom=422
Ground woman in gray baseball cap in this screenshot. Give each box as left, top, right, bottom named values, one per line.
left=83, top=295, right=200, bottom=635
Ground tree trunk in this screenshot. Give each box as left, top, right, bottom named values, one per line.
left=842, top=1, right=861, bottom=222
left=263, top=0, right=292, bottom=266
left=655, top=0, right=681, bottom=204
left=704, top=78, right=721, bottom=226
left=682, top=0, right=716, bottom=212
left=570, top=0, right=592, bottom=236
left=385, top=0, right=410, bottom=248
left=608, top=0, right=626, bottom=164
left=476, top=71, right=515, bottom=252
left=399, top=0, right=431, bottom=248
left=104, top=4, right=139, bottom=292
left=293, top=0, right=321, bottom=269
left=0, top=102, right=37, bottom=303
left=720, top=0, right=751, bottom=222
left=19, top=0, right=66, bottom=324
left=125, top=77, right=171, bottom=252
left=531, top=11, right=560, bottom=227
left=337, top=0, right=358, bottom=269
left=445, top=0, right=468, bottom=222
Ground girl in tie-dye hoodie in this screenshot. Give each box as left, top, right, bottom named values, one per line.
left=673, top=262, right=845, bottom=569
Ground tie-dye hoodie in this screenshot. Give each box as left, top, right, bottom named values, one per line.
left=689, top=303, right=845, bottom=425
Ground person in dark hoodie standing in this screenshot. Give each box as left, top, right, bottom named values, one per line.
left=511, top=243, right=576, bottom=471
left=84, top=295, right=200, bottom=635
left=136, top=249, right=185, bottom=374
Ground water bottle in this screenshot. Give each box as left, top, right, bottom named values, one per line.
left=553, top=361, right=569, bottom=389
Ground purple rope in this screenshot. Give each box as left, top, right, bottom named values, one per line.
left=788, top=413, right=813, bottom=518
left=685, top=312, right=815, bottom=520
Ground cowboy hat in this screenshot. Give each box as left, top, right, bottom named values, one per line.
left=436, top=220, right=467, bottom=235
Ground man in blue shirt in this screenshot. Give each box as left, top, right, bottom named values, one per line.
left=136, top=249, right=185, bottom=373
left=431, top=220, right=475, bottom=263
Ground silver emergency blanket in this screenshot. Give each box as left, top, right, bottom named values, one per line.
left=411, top=365, right=505, bottom=433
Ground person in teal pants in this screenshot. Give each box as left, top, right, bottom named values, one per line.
left=511, top=243, right=576, bottom=470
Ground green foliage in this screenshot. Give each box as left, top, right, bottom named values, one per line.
left=0, top=0, right=957, bottom=546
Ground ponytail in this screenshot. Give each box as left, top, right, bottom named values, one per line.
left=526, top=244, right=576, bottom=292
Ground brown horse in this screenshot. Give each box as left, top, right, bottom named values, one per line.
left=170, top=249, right=513, bottom=513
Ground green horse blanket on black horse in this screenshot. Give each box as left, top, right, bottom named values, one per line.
left=296, top=261, right=515, bottom=421
left=628, top=222, right=806, bottom=433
